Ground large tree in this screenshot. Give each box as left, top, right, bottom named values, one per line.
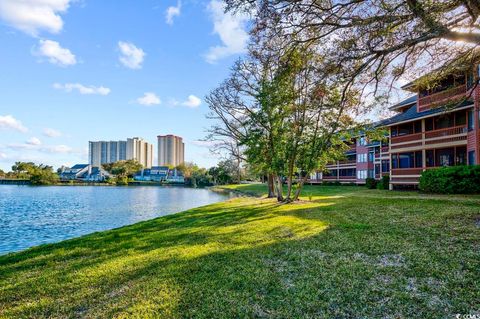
left=225, top=0, right=480, bottom=100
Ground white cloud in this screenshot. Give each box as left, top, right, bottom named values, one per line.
left=53, top=83, right=111, bottom=95
left=136, top=92, right=161, bottom=106
left=118, top=41, right=145, bottom=69
left=0, top=0, right=72, bottom=36
left=0, top=115, right=28, bottom=133
left=0, top=152, right=7, bottom=160
left=166, top=1, right=181, bottom=25
left=205, top=0, right=249, bottom=63
left=43, top=144, right=72, bottom=153
left=26, top=137, right=41, bottom=146
left=35, top=39, right=76, bottom=66
left=43, top=128, right=62, bottom=138
left=182, top=95, right=201, bottom=108
left=7, top=143, right=72, bottom=153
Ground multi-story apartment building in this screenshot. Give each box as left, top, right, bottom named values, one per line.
left=126, top=137, right=154, bottom=168
left=157, top=135, right=185, bottom=167
left=309, top=64, right=480, bottom=189
left=89, top=137, right=153, bottom=168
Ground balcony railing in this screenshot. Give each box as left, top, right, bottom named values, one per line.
left=391, top=133, right=422, bottom=144
left=338, top=160, right=356, bottom=165
left=391, top=168, right=424, bottom=176
left=418, top=84, right=467, bottom=111
left=424, top=125, right=467, bottom=139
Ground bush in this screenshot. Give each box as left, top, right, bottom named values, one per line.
left=365, top=178, right=377, bottom=189
left=376, top=175, right=390, bottom=190
left=419, top=165, right=480, bottom=194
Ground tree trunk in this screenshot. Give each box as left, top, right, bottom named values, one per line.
left=292, top=175, right=308, bottom=201
left=274, top=175, right=284, bottom=202
left=267, top=173, right=275, bottom=198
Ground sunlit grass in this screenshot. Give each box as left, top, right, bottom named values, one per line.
left=0, top=185, right=479, bottom=318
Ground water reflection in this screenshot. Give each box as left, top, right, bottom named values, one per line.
left=0, top=186, right=233, bottom=255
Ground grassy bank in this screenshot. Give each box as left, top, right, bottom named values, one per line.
left=1, top=185, right=479, bottom=318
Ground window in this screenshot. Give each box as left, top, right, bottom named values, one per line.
left=426, top=150, right=435, bottom=167
left=368, top=169, right=375, bottom=178
left=436, top=148, right=454, bottom=167
left=425, top=118, right=434, bottom=131
left=435, top=114, right=453, bottom=129
left=468, top=109, right=475, bottom=131
left=391, top=127, right=398, bottom=137
left=381, top=160, right=390, bottom=173
left=455, top=111, right=467, bottom=126
left=339, top=168, right=356, bottom=177
left=357, top=170, right=367, bottom=179
left=368, top=151, right=374, bottom=162
left=392, top=154, right=398, bottom=169
left=357, top=153, right=367, bottom=163
left=375, top=164, right=380, bottom=175
left=414, top=121, right=422, bottom=133
left=415, top=151, right=423, bottom=168
left=456, top=146, right=467, bottom=165
left=399, top=152, right=414, bottom=168
left=398, top=123, right=413, bottom=136
left=468, top=151, right=476, bottom=166
left=357, top=137, right=367, bottom=146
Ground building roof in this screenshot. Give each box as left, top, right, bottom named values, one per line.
left=71, top=164, right=89, bottom=169
left=382, top=99, right=473, bottom=126
left=389, top=95, right=417, bottom=111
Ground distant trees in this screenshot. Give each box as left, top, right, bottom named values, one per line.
left=102, top=160, right=143, bottom=185
left=208, top=158, right=242, bottom=185
left=176, top=162, right=213, bottom=188
left=10, top=162, right=59, bottom=185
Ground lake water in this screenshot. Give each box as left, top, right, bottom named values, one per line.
left=0, top=185, right=233, bottom=255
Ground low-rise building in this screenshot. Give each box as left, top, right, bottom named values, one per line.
left=309, top=62, right=480, bottom=189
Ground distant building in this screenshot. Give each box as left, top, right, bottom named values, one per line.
left=134, top=166, right=169, bottom=182
left=59, top=164, right=110, bottom=182
left=89, top=137, right=153, bottom=168
left=127, top=137, right=154, bottom=168
left=58, top=164, right=90, bottom=181
left=134, top=166, right=185, bottom=183
left=157, top=135, right=184, bottom=167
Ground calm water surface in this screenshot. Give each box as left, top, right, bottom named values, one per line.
left=0, top=185, right=233, bottom=255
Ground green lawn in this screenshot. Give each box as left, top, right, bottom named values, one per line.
left=1, top=185, right=479, bottom=318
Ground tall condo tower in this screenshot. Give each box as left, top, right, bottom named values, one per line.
left=157, top=135, right=185, bottom=167
left=89, top=137, right=153, bottom=168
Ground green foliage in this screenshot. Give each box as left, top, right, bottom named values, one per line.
left=102, top=160, right=143, bottom=185
left=208, top=159, right=240, bottom=185
left=419, top=165, right=480, bottom=194
left=376, top=175, right=390, bottom=190
left=365, top=178, right=377, bottom=189
left=10, top=162, right=58, bottom=185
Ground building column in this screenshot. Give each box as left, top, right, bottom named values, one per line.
left=421, top=119, right=426, bottom=170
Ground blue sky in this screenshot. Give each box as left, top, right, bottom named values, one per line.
left=0, top=0, right=249, bottom=171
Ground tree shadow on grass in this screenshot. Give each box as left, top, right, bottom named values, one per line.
left=1, top=194, right=477, bottom=318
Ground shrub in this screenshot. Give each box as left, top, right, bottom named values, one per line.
left=376, top=175, right=390, bottom=190
left=365, top=178, right=377, bottom=189
left=419, top=165, right=480, bottom=194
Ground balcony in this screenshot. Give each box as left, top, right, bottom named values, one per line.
left=391, top=133, right=422, bottom=144
left=424, top=125, right=467, bottom=139
left=418, top=84, right=467, bottom=112
left=391, top=168, right=424, bottom=176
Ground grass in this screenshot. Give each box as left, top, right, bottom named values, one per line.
left=0, top=185, right=479, bottom=318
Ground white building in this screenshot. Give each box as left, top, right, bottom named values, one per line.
left=157, top=134, right=185, bottom=167
left=89, top=137, right=153, bottom=168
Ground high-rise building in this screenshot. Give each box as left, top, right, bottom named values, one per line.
left=157, top=135, right=185, bottom=167
left=127, top=137, right=154, bottom=168
left=89, top=138, right=153, bottom=168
